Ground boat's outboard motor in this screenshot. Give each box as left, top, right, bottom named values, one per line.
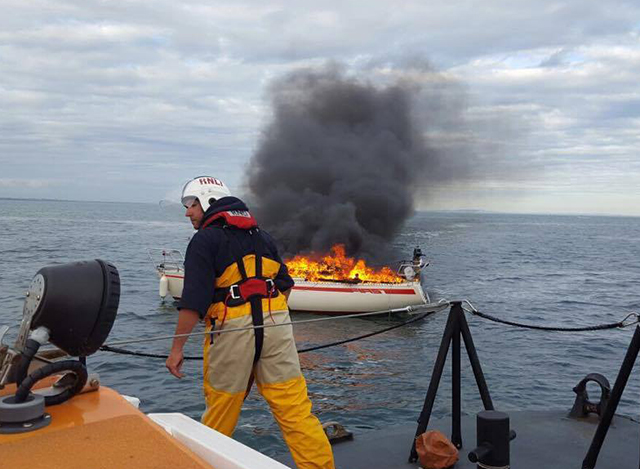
left=399, top=246, right=429, bottom=281
left=0, top=260, right=120, bottom=433
left=412, top=246, right=424, bottom=262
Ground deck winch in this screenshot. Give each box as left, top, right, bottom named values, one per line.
left=0, top=260, right=120, bottom=433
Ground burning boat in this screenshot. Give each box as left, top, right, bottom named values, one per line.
left=151, top=246, right=429, bottom=314
left=285, top=245, right=429, bottom=314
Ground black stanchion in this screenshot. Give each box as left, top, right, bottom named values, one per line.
left=582, top=325, right=640, bottom=469
left=409, top=302, right=494, bottom=462
left=459, top=308, right=494, bottom=410
left=452, top=313, right=462, bottom=448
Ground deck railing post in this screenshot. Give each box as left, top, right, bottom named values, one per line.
left=582, top=325, right=640, bottom=469
left=409, top=302, right=493, bottom=462
left=458, top=307, right=494, bottom=410
left=452, top=306, right=462, bottom=448
left=409, top=303, right=457, bottom=462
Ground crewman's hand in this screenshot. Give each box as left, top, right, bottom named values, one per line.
left=166, top=349, right=185, bottom=378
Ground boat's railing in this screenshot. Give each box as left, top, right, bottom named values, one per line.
left=147, top=248, right=184, bottom=273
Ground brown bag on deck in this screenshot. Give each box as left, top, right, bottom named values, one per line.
left=415, top=430, right=459, bottom=469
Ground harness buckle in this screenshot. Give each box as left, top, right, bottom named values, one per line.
left=229, top=284, right=241, bottom=300
left=266, top=279, right=275, bottom=292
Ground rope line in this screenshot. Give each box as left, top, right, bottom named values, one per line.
left=297, top=311, right=436, bottom=353
left=462, top=300, right=640, bottom=332
left=96, top=299, right=639, bottom=361
left=99, top=310, right=439, bottom=360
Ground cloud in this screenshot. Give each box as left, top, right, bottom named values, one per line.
left=0, top=0, right=638, bottom=214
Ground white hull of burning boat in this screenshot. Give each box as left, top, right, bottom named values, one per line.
left=155, top=269, right=427, bottom=314
left=288, top=278, right=428, bottom=314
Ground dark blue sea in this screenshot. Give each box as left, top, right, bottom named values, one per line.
left=1, top=199, right=640, bottom=457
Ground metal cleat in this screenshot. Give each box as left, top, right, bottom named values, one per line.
left=323, top=421, right=354, bottom=444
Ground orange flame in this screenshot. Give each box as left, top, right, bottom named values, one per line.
left=285, top=244, right=403, bottom=284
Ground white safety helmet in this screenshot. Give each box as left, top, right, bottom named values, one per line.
left=181, top=176, right=232, bottom=212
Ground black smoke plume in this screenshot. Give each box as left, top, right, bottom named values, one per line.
left=247, top=64, right=459, bottom=261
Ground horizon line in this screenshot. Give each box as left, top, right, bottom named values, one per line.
left=1, top=196, right=639, bottom=219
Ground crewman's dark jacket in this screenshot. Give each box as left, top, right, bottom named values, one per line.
left=178, top=197, right=294, bottom=319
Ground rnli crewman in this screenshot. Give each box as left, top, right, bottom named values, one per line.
left=165, top=176, right=335, bottom=469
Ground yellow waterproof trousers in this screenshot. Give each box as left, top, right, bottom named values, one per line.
left=202, top=309, right=335, bottom=469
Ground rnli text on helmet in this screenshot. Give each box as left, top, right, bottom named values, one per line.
left=199, top=177, right=224, bottom=187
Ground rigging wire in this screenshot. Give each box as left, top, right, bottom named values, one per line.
left=101, top=301, right=450, bottom=348
left=96, top=299, right=640, bottom=362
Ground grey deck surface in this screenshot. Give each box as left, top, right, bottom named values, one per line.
left=278, top=410, right=639, bottom=468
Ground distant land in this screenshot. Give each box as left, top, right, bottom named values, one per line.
left=422, top=209, right=496, bottom=214
left=416, top=208, right=640, bottom=218
left=0, top=196, right=137, bottom=204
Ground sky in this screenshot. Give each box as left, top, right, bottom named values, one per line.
left=1, top=1, right=639, bottom=216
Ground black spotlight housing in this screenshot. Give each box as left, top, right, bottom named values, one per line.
left=29, top=259, right=120, bottom=356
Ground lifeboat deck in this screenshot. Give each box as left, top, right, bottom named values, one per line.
left=278, top=410, right=639, bottom=469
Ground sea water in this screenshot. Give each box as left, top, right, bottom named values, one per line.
left=1, top=199, right=639, bottom=456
